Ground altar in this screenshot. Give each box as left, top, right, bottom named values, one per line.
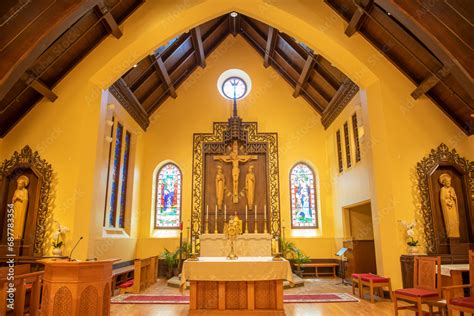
left=200, top=233, right=272, bottom=257
left=181, top=257, right=293, bottom=315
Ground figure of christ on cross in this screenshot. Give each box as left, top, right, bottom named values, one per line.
left=214, top=141, right=258, bottom=204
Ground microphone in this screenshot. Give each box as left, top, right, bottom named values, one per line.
left=69, top=236, right=83, bottom=261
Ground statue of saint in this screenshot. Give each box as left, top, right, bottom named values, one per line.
left=12, top=175, right=29, bottom=240
left=439, top=173, right=460, bottom=238
left=245, top=165, right=256, bottom=210
left=214, top=141, right=257, bottom=203
left=215, top=165, right=225, bottom=210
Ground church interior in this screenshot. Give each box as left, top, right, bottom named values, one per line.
left=0, top=1, right=473, bottom=315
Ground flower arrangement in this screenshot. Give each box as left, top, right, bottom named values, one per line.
left=400, top=220, right=419, bottom=248
left=51, top=222, right=70, bottom=254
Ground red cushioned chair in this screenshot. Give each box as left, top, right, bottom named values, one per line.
left=393, top=256, right=442, bottom=315
left=359, top=274, right=393, bottom=303
left=351, top=273, right=372, bottom=298
left=444, top=250, right=474, bottom=316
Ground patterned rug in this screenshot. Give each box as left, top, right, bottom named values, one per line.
left=111, top=293, right=359, bottom=304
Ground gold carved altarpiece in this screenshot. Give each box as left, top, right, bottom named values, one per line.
left=191, top=117, right=280, bottom=253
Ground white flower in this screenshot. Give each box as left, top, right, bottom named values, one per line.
left=52, top=231, right=60, bottom=240
left=407, top=229, right=414, bottom=237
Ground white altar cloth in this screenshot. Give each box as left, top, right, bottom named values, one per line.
left=181, top=256, right=293, bottom=286
left=440, top=264, right=469, bottom=276
left=199, top=233, right=272, bottom=257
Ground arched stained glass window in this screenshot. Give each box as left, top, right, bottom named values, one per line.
left=155, top=163, right=182, bottom=228
left=290, top=163, right=317, bottom=228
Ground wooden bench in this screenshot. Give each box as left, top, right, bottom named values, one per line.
left=112, top=263, right=135, bottom=295
left=300, top=263, right=338, bottom=278
left=113, top=256, right=158, bottom=294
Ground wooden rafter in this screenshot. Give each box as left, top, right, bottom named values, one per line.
left=345, top=6, right=366, bottom=37
left=230, top=13, right=241, bottom=36
left=411, top=67, right=450, bottom=100
left=264, top=27, right=277, bottom=68
left=21, top=72, right=58, bottom=102
left=293, top=55, right=315, bottom=97
left=110, top=78, right=149, bottom=130
left=156, top=56, right=177, bottom=98
left=191, top=27, right=206, bottom=68
left=95, top=3, right=122, bottom=39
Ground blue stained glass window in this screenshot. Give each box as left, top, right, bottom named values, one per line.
left=118, top=131, right=131, bottom=228
left=109, top=123, right=123, bottom=227
left=155, top=163, right=182, bottom=228
left=290, top=163, right=317, bottom=228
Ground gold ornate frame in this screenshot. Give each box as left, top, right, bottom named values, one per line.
left=0, top=145, right=53, bottom=256
left=191, top=122, right=280, bottom=252
left=416, top=143, right=473, bottom=253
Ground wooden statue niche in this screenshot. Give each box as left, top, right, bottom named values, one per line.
left=0, top=146, right=53, bottom=256
left=417, top=143, right=473, bottom=255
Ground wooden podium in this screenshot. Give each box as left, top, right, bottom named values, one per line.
left=40, top=258, right=118, bottom=316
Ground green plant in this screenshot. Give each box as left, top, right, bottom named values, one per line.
left=161, top=248, right=178, bottom=271
left=280, top=238, right=299, bottom=260
left=293, top=249, right=311, bottom=265
left=177, top=241, right=192, bottom=260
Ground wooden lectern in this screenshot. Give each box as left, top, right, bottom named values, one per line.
left=40, top=258, right=118, bottom=316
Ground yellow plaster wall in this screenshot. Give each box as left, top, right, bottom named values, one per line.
left=0, top=0, right=471, bottom=288
left=135, top=35, right=337, bottom=259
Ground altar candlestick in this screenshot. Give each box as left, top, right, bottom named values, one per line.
left=192, top=238, right=195, bottom=254
left=224, top=204, right=227, bottom=221
left=255, top=205, right=258, bottom=233
left=245, top=205, right=249, bottom=233
left=214, top=205, right=218, bottom=234
left=264, top=205, right=268, bottom=233
left=205, top=205, right=209, bottom=234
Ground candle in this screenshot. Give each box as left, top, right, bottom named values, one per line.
left=215, top=204, right=217, bottom=221
left=245, top=205, right=248, bottom=222
left=224, top=204, right=227, bottom=221
left=206, top=205, right=209, bottom=223
left=180, top=221, right=183, bottom=231
left=192, top=238, right=195, bottom=254
left=264, top=205, right=267, bottom=222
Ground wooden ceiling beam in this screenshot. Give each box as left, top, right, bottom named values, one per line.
left=95, top=3, right=122, bottom=39
left=191, top=26, right=206, bottom=68
left=156, top=56, right=177, bottom=99
left=345, top=7, right=366, bottom=37
left=321, top=78, right=359, bottom=129
left=110, top=78, right=149, bottom=130
left=411, top=67, right=450, bottom=100
left=264, top=27, right=277, bottom=68
left=21, top=73, right=58, bottom=102
left=230, top=13, right=241, bottom=36
left=374, top=0, right=474, bottom=99
left=293, top=55, right=315, bottom=98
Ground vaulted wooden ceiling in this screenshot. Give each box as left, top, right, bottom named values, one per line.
left=109, top=13, right=359, bottom=131
left=326, top=0, right=473, bottom=135
left=0, top=0, right=144, bottom=137
left=0, top=1, right=472, bottom=138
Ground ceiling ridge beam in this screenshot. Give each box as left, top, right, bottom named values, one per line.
left=95, top=3, right=122, bottom=39
left=293, top=55, right=315, bottom=98
left=411, top=66, right=450, bottom=100
left=155, top=56, right=177, bottom=98
left=21, top=72, right=58, bottom=102
left=264, top=26, right=277, bottom=68
left=191, top=26, right=206, bottom=68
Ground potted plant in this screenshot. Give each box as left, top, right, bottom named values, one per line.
left=51, top=222, right=70, bottom=256
left=161, top=248, right=178, bottom=278
left=400, top=220, right=420, bottom=254
left=293, top=249, right=311, bottom=276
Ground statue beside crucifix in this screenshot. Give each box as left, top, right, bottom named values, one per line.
left=214, top=140, right=257, bottom=206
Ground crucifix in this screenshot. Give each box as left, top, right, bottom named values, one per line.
left=214, top=140, right=257, bottom=203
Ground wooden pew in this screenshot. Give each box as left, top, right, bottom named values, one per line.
left=117, top=256, right=158, bottom=294
left=0, top=264, right=43, bottom=316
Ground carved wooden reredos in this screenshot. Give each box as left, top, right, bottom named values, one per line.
left=191, top=116, right=280, bottom=252
left=0, top=145, right=53, bottom=256
left=416, top=143, right=474, bottom=254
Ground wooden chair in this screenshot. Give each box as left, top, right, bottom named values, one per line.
left=393, top=256, right=442, bottom=315
left=0, top=265, right=43, bottom=316
left=351, top=273, right=372, bottom=297
left=359, top=274, right=393, bottom=303
left=444, top=250, right=474, bottom=316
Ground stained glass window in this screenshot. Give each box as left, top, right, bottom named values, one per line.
left=155, top=163, right=182, bottom=228
left=290, top=163, right=317, bottom=228
left=104, top=118, right=133, bottom=229
left=108, top=122, right=123, bottom=227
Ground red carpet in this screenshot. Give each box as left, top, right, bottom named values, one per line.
left=111, top=293, right=359, bottom=304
